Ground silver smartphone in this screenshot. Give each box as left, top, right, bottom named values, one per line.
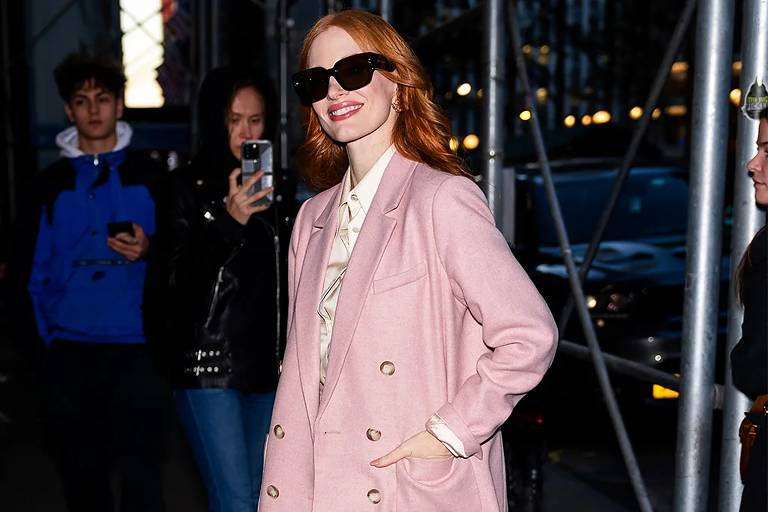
left=241, top=140, right=273, bottom=207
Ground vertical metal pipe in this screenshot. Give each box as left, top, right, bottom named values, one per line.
left=719, top=2, right=768, bottom=510
left=482, top=0, right=504, bottom=224
left=578, top=0, right=589, bottom=116
left=197, top=0, right=209, bottom=79
left=278, top=0, right=289, bottom=171
left=210, top=0, right=220, bottom=68
left=674, top=1, right=735, bottom=511
left=380, top=0, right=391, bottom=23
left=191, top=0, right=210, bottom=151
left=0, top=0, right=15, bottom=222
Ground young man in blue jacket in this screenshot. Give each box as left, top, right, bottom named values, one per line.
left=27, top=53, right=167, bottom=512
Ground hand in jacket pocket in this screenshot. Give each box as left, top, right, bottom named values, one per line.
left=370, top=430, right=451, bottom=467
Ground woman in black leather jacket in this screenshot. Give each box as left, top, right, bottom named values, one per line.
left=163, top=67, right=289, bottom=512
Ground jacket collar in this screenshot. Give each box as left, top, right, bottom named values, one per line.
left=312, top=151, right=416, bottom=229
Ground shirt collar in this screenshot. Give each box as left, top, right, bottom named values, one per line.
left=340, top=145, right=396, bottom=214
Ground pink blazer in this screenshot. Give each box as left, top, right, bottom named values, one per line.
left=259, top=153, right=558, bottom=511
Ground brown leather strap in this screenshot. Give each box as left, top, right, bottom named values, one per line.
left=739, top=394, right=768, bottom=482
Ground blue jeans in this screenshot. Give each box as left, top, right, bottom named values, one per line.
left=175, top=389, right=275, bottom=512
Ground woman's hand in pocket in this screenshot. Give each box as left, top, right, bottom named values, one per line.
left=370, top=430, right=451, bottom=468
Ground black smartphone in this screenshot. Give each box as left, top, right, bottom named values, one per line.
left=107, top=221, right=135, bottom=238
left=241, top=140, right=274, bottom=207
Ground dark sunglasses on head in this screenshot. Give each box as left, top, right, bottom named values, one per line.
left=292, top=52, right=396, bottom=106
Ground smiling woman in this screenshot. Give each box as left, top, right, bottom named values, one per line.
left=260, top=10, right=558, bottom=512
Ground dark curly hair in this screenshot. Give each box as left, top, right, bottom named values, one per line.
left=54, top=52, right=126, bottom=102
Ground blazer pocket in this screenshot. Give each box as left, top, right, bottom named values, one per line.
left=373, top=262, right=427, bottom=294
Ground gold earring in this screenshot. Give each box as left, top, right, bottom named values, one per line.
left=391, top=99, right=403, bottom=112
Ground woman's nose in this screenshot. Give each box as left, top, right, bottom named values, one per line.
left=746, top=154, right=760, bottom=176
left=327, top=76, right=347, bottom=100
left=240, top=121, right=252, bottom=140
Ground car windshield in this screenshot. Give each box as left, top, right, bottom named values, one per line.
left=533, top=167, right=689, bottom=247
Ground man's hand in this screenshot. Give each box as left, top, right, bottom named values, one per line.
left=107, top=223, right=149, bottom=261
left=370, top=430, right=452, bottom=468
left=227, top=168, right=274, bottom=225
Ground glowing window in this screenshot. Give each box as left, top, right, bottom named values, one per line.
left=120, top=0, right=165, bottom=107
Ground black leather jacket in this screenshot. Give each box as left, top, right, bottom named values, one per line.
left=163, top=162, right=289, bottom=392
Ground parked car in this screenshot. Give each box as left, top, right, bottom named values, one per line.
left=500, top=159, right=730, bottom=439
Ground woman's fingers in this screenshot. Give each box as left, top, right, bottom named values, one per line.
left=370, top=431, right=452, bottom=468
left=370, top=444, right=407, bottom=468
left=228, top=168, right=242, bottom=196
left=232, top=171, right=265, bottom=202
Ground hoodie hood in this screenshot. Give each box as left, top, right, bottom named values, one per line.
left=56, top=121, right=133, bottom=158
left=193, top=67, right=277, bottom=183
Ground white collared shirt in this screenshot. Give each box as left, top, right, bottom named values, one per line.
left=337, top=144, right=396, bottom=253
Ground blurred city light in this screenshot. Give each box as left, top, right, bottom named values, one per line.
left=522, top=44, right=533, bottom=57
left=536, top=87, right=548, bottom=104
left=652, top=108, right=662, bottom=120
left=730, top=88, right=741, bottom=106
left=448, top=136, right=459, bottom=152
left=519, top=110, right=532, bottom=121
left=456, top=83, right=472, bottom=96
left=463, top=134, right=479, bottom=150
left=733, top=61, right=742, bottom=74
left=564, top=115, right=576, bottom=128
left=581, top=114, right=592, bottom=126
left=592, top=110, right=611, bottom=124
left=629, top=106, right=643, bottom=120
left=540, top=45, right=550, bottom=55
left=670, top=61, right=688, bottom=74
left=665, top=105, right=687, bottom=116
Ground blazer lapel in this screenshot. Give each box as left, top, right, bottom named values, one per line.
left=317, top=154, right=418, bottom=418
left=294, top=184, right=343, bottom=431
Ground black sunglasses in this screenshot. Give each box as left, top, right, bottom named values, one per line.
left=292, top=52, right=396, bottom=106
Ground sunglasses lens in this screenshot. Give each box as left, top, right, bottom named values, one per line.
left=292, top=54, right=393, bottom=106
left=335, top=55, right=374, bottom=91
left=293, top=68, right=329, bottom=105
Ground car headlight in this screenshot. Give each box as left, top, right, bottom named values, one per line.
left=606, top=291, right=632, bottom=312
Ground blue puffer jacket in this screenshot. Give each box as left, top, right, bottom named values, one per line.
left=28, top=122, right=160, bottom=345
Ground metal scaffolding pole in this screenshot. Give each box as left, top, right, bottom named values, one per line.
left=507, top=3, right=653, bottom=511
left=718, top=2, right=768, bottom=510
left=197, top=0, right=210, bottom=80
left=674, top=1, right=735, bottom=510
left=191, top=0, right=211, bottom=150
left=211, top=0, right=220, bottom=68
left=482, top=0, right=504, bottom=223
left=1, top=0, right=15, bottom=223
left=278, top=0, right=289, bottom=171
left=380, top=0, right=391, bottom=23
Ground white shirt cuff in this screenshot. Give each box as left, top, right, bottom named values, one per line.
left=426, top=413, right=468, bottom=458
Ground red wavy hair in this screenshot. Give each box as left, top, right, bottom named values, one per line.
left=297, top=10, right=471, bottom=191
